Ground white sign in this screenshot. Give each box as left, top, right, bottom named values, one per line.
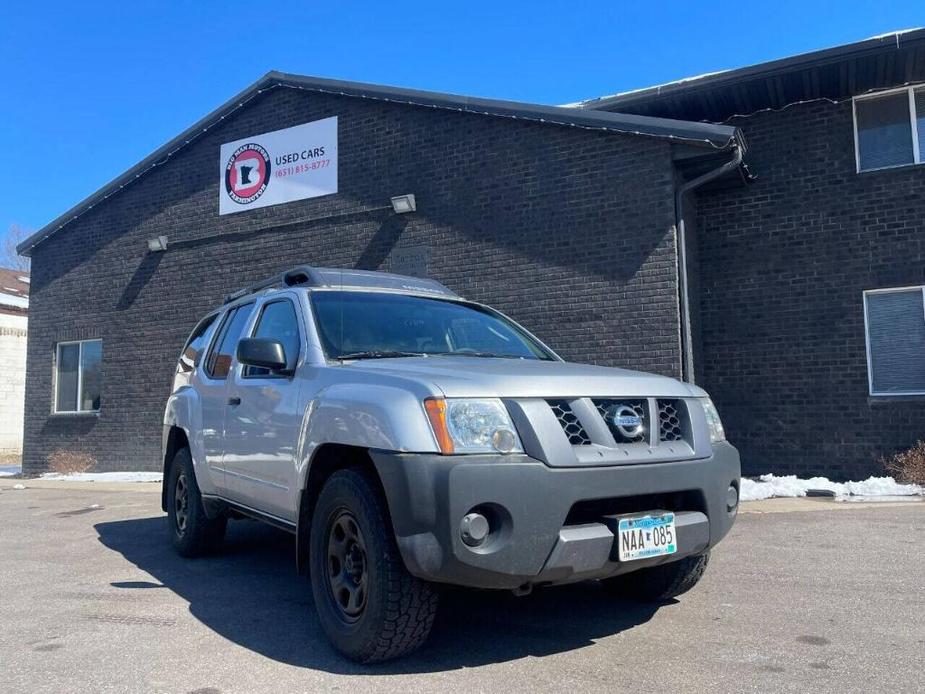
left=219, top=116, right=338, bottom=215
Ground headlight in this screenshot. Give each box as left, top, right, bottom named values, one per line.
left=424, top=398, right=523, bottom=454
left=700, top=397, right=726, bottom=443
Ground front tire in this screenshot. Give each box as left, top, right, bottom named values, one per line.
left=309, top=468, right=438, bottom=663
left=603, top=552, right=710, bottom=601
left=167, top=448, right=227, bottom=557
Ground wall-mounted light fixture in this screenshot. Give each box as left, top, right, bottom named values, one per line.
left=147, top=235, right=168, bottom=253
left=390, top=194, right=416, bottom=214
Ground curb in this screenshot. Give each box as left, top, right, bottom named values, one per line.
left=740, top=496, right=923, bottom=514
left=0, top=479, right=162, bottom=493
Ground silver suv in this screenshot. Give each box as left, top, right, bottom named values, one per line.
left=162, top=266, right=740, bottom=662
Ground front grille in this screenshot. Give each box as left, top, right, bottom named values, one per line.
left=592, top=398, right=648, bottom=444
left=547, top=400, right=591, bottom=445
left=547, top=397, right=691, bottom=448
left=657, top=399, right=684, bottom=441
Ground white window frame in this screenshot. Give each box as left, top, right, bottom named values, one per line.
left=862, top=286, right=925, bottom=396
left=853, top=85, right=924, bottom=173
left=54, top=339, right=102, bottom=414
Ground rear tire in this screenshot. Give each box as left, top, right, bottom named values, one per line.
left=167, top=448, right=227, bottom=557
left=603, top=552, right=710, bottom=601
left=309, top=468, right=438, bottom=663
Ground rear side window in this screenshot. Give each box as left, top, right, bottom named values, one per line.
left=206, top=304, right=254, bottom=380
left=244, top=299, right=302, bottom=377
left=178, top=314, right=217, bottom=374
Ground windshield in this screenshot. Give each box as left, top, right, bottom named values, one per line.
left=310, top=291, right=555, bottom=360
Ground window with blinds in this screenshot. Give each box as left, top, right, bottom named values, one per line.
left=864, top=287, right=925, bottom=396
left=854, top=87, right=925, bottom=172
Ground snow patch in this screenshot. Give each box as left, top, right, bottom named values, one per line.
left=0, top=465, right=21, bottom=477
left=740, top=474, right=923, bottom=502
left=40, top=472, right=163, bottom=483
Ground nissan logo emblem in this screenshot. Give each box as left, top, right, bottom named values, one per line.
left=609, top=404, right=644, bottom=439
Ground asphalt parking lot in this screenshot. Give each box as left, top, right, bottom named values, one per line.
left=0, top=482, right=922, bottom=694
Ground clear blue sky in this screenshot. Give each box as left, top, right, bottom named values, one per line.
left=2, top=1, right=923, bottom=250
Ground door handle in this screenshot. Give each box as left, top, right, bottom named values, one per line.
left=227, top=396, right=241, bottom=407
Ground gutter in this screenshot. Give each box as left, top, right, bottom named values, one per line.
left=675, top=144, right=744, bottom=383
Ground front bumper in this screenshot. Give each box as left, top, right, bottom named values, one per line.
left=371, top=442, right=740, bottom=590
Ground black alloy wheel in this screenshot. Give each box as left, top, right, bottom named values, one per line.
left=308, top=468, right=439, bottom=662
left=174, top=471, right=190, bottom=535
left=166, top=447, right=227, bottom=557
left=326, top=510, right=369, bottom=621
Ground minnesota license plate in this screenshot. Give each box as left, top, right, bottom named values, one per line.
left=617, top=512, right=677, bottom=562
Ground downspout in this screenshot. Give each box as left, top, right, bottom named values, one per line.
left=675, top=144, right=743, bottom=383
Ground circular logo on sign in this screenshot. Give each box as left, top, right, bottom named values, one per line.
left=224, top=143, right=271, bottom=205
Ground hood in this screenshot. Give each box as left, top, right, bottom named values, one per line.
left=342, top=356, right=702, bottom=399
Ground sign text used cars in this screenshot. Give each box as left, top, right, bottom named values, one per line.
left=219, top=116, right=338, bottom=215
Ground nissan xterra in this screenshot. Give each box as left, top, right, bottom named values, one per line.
left=161, top=266, right=740, bottom=662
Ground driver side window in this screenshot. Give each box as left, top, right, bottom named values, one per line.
left=244, top=299, right=302, bottom=378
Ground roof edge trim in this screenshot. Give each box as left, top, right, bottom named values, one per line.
left=576, top=28, right=925, bottom=111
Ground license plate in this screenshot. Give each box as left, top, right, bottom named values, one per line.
left=617, top=512, right=677, bottom=562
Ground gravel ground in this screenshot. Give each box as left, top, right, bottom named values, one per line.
left=0, top=482, right=922, bottom=693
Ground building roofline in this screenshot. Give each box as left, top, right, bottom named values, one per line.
left=576, top=28, right=925, bottom=111
left=17, top=71, right=742, bottom=257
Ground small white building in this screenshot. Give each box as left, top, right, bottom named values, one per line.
left=0, top=269, right=28, bottom=455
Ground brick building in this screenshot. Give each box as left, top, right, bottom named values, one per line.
left=16, top=30, right=925, bottom=479
left=577, top=29, right=925, bottom=479
left=15, top=74, right=741, bottom=475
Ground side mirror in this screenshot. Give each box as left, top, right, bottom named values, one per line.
left=237, top=338, right=289, bottom=373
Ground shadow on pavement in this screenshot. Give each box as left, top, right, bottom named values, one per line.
left=95, top=516, right=661, bottom=674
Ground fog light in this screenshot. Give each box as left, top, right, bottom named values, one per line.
left=491, top=428, right=517, bottom=453
left=460, top=512, right=490, bottom=547
left=726, top=485, right=739, bottom=511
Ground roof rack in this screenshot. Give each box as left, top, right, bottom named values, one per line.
left=222, top=266, right=459, bottom=304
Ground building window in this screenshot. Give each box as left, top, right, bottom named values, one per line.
left=55, top=339, right=102, bottom=413
left=864, top=287, right=925, bottom=396
left=853, top=87, right=925, bottom=172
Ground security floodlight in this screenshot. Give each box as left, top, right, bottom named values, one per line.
left=390, top=194, right=416, bottom=214
left=147, top=235, right=168, bottom=252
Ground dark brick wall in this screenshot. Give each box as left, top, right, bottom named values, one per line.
left=23, top=86, right=681, bottom=474
left=695, top=99, right=925, bottom=480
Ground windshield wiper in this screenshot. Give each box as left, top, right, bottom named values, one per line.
left=337, top=350, right=426, bottom=361
left=432, top=351, right=523, bottom=359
